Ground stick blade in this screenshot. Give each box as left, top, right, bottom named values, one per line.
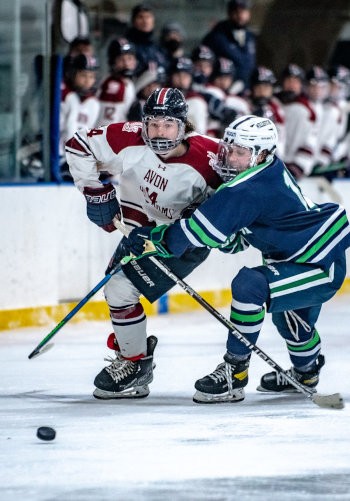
left=312, top=392, right=344, bottom=410
left=28, top=343, right=54, bottom=360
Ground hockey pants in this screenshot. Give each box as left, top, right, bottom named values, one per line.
left=104, top=247, right=209, bottom=358
left=226, top=256, right=347, bottom=370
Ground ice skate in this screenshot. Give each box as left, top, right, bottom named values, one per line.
left=93, top=335, right=158, bottom=399
left=257, top=354, right=325, bottom=393
left=193, top=353, right=250, bottom=404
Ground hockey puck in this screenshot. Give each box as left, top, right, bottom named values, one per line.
left=36, top=426, right=56, bottom=441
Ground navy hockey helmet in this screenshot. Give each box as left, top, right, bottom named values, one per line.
left=280, top=63, right=305, bottom=81
left=191, top=45, right=215, bottom=63
left=251, top=66, right=276, bottom=86
left=107, top=37, right=136, bottom=66
left=210, top=57, right=235, bottom=79
left=305, top=65, right=329, bottom=84
left=70, top=54, right=99, bottom=72
left=169, top=57, right=193, bottom=75
left=328, top=65, right=350, bottom=85
left=142, top=87, right=188, bottom=154
left=213, top=115, right=278, bottom=181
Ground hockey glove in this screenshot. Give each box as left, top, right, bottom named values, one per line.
left=125, top=225, right=173, bottom=260
left=105, top=237, right=131, bottom=274
left=83, top=183, right=121, bottom=232
left=219, top=233, right=249, bottom=254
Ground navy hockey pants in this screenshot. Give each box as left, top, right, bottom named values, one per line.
left=226, top=256, right=347, bottom=369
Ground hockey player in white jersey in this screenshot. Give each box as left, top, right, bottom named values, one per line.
left=249, top=65, right=285, bottom=159
left=60, top=54, right=100, bottom=179
left=318, top=65, right=350, bottom=171
left=97, top=37, right=137, bottom=127
left=65, top=87, right=222, bottom=399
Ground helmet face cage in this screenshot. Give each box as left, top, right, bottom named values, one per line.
left=142, top=116, right=185, bottom=154
left=142, top=88, right=188, bottom=154
left=213, top=115, right=277, bottom=181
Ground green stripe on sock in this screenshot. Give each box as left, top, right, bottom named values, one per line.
left=287, top=330, right=320, bottom=352
left=230, top=309, right=265, bottom=323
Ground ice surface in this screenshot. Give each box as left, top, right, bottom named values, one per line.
left=0, top=296, right=349, bottom=500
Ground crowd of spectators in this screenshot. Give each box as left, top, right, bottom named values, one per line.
left=22, top=0, right=350, bottom=186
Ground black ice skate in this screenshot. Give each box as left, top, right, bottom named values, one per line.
left=93, top=335, right=158, bottom=399
left=193, top=353, right=250, bottom=404
left=257, top=354, right=325, bottom=393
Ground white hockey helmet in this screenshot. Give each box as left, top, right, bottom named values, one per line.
left=213, top=115, right=278, bottom=181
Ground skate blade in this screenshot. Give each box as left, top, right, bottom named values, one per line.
left=93, top=384, right=150, bottom=400
left=256, top=384, right=300, bottom=394
left=193, top=388, right=245, bottom=404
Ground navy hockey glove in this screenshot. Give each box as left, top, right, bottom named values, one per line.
left=126, top=225, right=173, bottom=259
left=83, top=183, right=121, bottom=232
left=105, top=237, right=131, bottom=274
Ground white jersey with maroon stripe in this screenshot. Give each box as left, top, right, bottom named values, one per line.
left=65, top=122, right=221, bottom=229
left=282, top=96, right=318, bottom=175
left=59, top=89, right=100, bottom=157
left=97, top=76, right=136, bottom=127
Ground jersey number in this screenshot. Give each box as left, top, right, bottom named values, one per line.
left=145, top=187, right=158, bottom=206
left=283, top=170, right=315, bottom=210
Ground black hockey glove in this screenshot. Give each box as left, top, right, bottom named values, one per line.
left=105, top=237, right=131, bottom=274
left=83, top=183, right=121, bottom=232
left=126, top=225, right=173, bottom=259
left=180, top=201, right=201, bottom=218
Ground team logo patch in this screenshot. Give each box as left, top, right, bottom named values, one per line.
left=107, top=81, right=121, bottom=94
left=122, top=122, right=142, bottom=133
left=207, top=150, right=217, bottom=167
left=256, top=120, right=270, bottom=128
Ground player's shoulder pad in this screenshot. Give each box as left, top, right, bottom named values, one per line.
left=106, top=121, right=144, bottom=153
left=181, top=134, right=221, bottom=188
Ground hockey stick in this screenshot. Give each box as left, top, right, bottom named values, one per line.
left=311, top=161, right=348, bottom=176
left=28, top=263, right=121, bottom=360
left=114, top=219, right=344, bottom=410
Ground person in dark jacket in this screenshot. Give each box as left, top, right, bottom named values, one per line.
left=124, top=3, right=167, bottom=76
left=201, top=0, right=256, bottom=91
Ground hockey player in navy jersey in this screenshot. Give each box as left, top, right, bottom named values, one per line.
left=65, top=88, right=222, bottom=399
left=125, top=115, right=350, bottom=404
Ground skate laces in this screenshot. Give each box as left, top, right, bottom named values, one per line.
left=208, top=362, right=228, bottom=382
left=105, top=356, right=136, bottom=382
left=275, top=368, right=295, bottom=386
left=208, top=362, right=234, bottom=393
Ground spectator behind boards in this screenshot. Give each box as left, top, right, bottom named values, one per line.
left=97, top=37, right=137, bottom=126
left=125, top=3, right=167, bottom=77
left=201, top=0, right=256, bottom=91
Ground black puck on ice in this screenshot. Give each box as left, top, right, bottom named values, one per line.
left=36, top=426, right=56, bottom=441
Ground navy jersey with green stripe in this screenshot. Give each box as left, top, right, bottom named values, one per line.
left=165, top=156, right=350, bottom=270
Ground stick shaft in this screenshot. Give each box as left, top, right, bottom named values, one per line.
left=28, top=269, right=117, bottom=359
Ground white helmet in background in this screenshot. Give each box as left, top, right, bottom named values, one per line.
left=213, top=115, right=278, bottom=181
